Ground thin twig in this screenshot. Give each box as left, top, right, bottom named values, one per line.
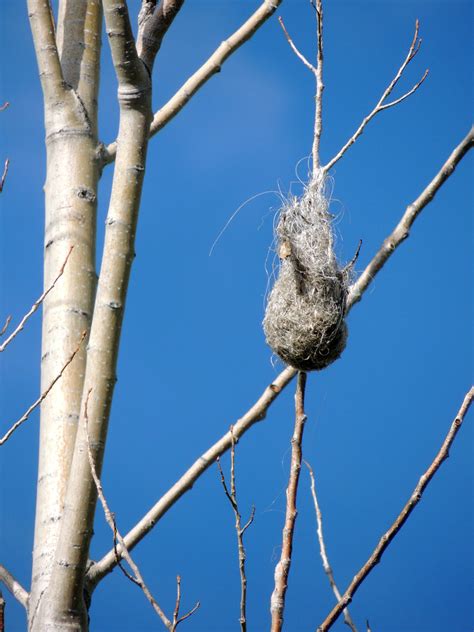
left=0, top=102, right=9, bottom=112
left=0, top=246, right=74, bottom=352
left=102, top=0, right=284, bottom=164
left=317, top=387, right=474, bottom=632
left=304, top=461, right=358, bottom=632
left=217, top=427, right=255, bottom=632
left=323, top=20, right=428, bottom=173
left=270, top=371, right=308, bottom=632
left=88, top=127, right=473, bottom=589
left=84, top=390, right=199, bottom=631
left=0, top=331, right=86, bottom=446
left=0, top=316, right=11, bottom=337
left=0, top=591, right=4, bottom=632
left=87, top=365, right=296, bottom=588
left=0, top=159, right=9, bottom=193
left=0, top=564, right=29, bottom=609
left=347, top=125, right=474, bottom=308
left=312, top=0, right=324, bottom=171
left=171, top=575, right=200, bottom=632
left=277, top=0, right=324, bottom=172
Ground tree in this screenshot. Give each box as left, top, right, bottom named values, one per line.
left=1, top=1, right=472, bottom=631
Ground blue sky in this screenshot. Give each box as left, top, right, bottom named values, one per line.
left=1, top=1, right=473, bottom=631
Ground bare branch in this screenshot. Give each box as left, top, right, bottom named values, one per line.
left=317, top=387, right=474, bottom=632
left=137, top=0, right=186, bottom=73
left=278, top=17, right=317, bottom=74
left=89, top=129, right=473, bottom=587
left=270, top=371, right=307, bottom=632
left=87, top=365, right=296, bottom=587
left=0, top=159, right=9, bottom=193
left=27, top=0, right=65, bottom=101
left=0, top=246, right=73, bottom=353
left=0, top=564, right=29, bottom=609
left=347, top=125, right=474, bottom=308
left=0, top=317, right=11, bottom=337
left=103, top=0, right=284, bottom=164
left=217, top=427, right=255, bottom=631
left=312, top=0, right=324, bottom=171
left=323, top=21, right=428, bottom=173
left=83, top=391, right=173, bottom=631
left=171, top=575, right=200, bottom=632
left=0, top=102, right=9, bottom=112
left=0, top=331, right=86, bottom=446
left=304, top=461, right=358, bottom=632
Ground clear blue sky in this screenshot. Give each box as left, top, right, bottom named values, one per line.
left=1, top=1, right=473, bottom=631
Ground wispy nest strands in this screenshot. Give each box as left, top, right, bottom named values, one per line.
left=263, top=176, right=349, bottom=371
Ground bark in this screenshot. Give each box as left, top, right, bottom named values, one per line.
left=31, top=2, right=152, bottom=629
left=27, top=1, right=102, bottom=628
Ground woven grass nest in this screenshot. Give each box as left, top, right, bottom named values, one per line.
left=263, top=176, right=349, bottom=371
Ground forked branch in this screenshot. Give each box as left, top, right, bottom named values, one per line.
left=103, top=0, right=284, bottom=164
left=323, top=20, right=428, bottom=173
left=317, top=386, right=474, bottom=632
left=84, top=390, right=199, bottom=631
left=270, top=371, right=307, bottom=632
left=217, top=428, right=255, bottom=632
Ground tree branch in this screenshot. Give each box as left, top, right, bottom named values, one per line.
left=84, top=390, right=194, bottom=631
left=216, top=428, right=255, bottom=632
left=86, top=365, right=296, bottom=587
left=304, top=461, right=358, bottom=632
left=27, top=0, right=65, bottom=102
left=347, top=125, right=474, bottom=308
left=270, top=371, right=307, bottom=632
left=56, top=0, right=103, bottom=136
left=317, top=386, right=474, bottom=632
left=323, top=20, right=428, bottom=173
left=0, top=159, right=9, bottom=193
left=0, top=331, right=86, bottom=446
left=0, top=564, right=29, bottom=610
left=103, top=0, right=284, bottom=164
left=88, top=127, right=472, bottom=588
left=0, top=247, right=73, bottom=353
left=137, top=0, right=186, bottom=73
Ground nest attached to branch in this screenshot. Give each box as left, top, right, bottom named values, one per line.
left=263, top=176, right=349, bottom=371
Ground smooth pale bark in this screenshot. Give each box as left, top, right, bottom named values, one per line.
left=28, top=1, right=102, bottom=627
left=32, top=2, right=152, bottom=630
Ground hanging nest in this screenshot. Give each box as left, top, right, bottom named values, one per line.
left=263, top=175, right=349, bottom=371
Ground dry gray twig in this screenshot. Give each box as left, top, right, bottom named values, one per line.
left=216, top=427, right=255, bottom=632
left=0, top=246, right=74, bottom=352
left=270, top=371, right=308, bottom=632
left=84, top=390, right=199, bottom=631
left=317, top=386, right=474, bottom=631
left=323, top=20, right=428, bottom=173
left=0, top=331, right=86, bottom=445
left=304, top=461, right=358, bottom=632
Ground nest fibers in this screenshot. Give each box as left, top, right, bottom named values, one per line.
left=263, top=176, right=349, bottom=372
